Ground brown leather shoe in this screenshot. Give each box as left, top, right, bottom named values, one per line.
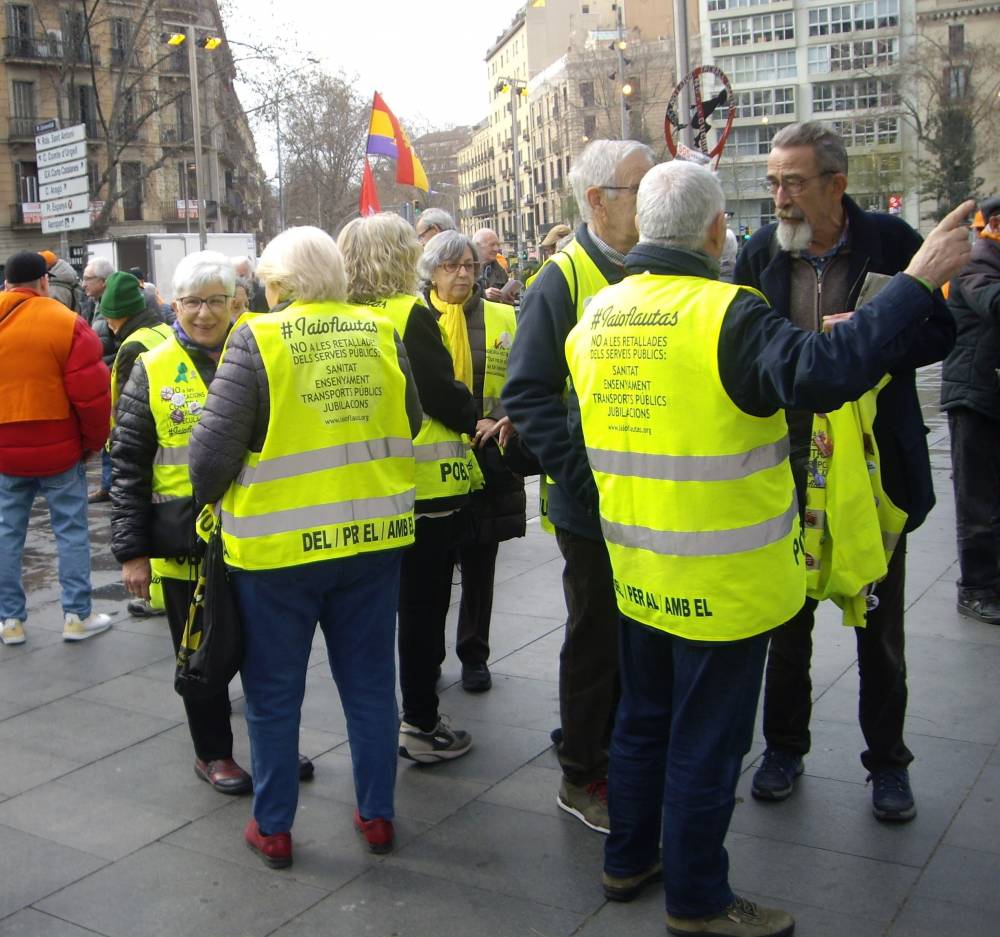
left=87, top=488, right=110, bottom=504
left=244, top=818, right=292, bottom=868
left=194, top=758, right=252, bottom=795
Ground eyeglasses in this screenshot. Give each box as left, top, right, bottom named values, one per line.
left=441, top=261, right=478, bottom=274
left=762, top=171, right=836, bottom=196
left=417, top=225, right=439, bottom=239
left=178, top=294, right=230, bottom=312
left=602, top=184, right=641, bottom=194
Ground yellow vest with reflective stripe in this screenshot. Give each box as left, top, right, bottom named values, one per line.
left=359, top=294, right=473, bottom=505
left=481, top=300, right=516, bottom=418
left=142, top=336, right=207, bottom=577
left=565, top=272, right=805, bottom=641
left=220, top=300, right=416, bottom=570
left=803, top=376, right=907, bottom=628
left=111, top=323, right=173, bottom=416
left=537, top=239, right=611, bottom=533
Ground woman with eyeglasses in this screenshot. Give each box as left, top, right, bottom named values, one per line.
left=418, top=231, right=526, bottom=697
left=110, top=251, right=252, bottom=796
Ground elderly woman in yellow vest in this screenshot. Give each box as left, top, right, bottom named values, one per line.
left=418, top=231, right=526, bottom=695
left=188, top=226, right=422, bottom=868
left=110, top=251, right=252, bottom=796
left=338, top=214, right=479, bottom=763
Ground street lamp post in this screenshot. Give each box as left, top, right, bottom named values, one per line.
left=497, top=77, right=527, bottom=264
left=615, top=5, right=629, bottom=140
left=186, top=24, right=208, bottom=250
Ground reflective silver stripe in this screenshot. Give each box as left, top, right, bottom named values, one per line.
left=413, top=440, right=467, bottom=463
left=587, top=436, right=789, bottom=483
left=151, top=493, right=187, bottom=504
left=883, top=530, right=901, bottom=551
left=601, top=493, right=798, bottom=558
left=221, top=490, right=415, bottom=539
left=153, top=446, right=189, bottom=467
left=236, top=437, right=413, bottom=487
left=483, top=396, right=502, bottom=416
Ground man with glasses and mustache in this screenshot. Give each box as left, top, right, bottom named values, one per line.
left=734, top=122, right=958, bottom=823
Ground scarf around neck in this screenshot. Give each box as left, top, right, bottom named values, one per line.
left=429, top=288, right=473, bottom=391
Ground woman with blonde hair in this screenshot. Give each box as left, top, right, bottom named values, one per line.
left=339, top=214, right=478, bottom=763
left=190, top=226, right=422, bottom=866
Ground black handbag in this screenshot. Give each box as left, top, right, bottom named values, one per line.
left=174, top=520, right=243, bottom=699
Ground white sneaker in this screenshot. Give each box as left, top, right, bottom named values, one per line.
left=63, top=612, right=112, bottom=642
left=1, top=618, right=25, bottom=646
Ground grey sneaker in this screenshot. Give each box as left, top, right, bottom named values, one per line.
left=127, top=598, right=165, bottom=618
left=667, top=896, right=795, bottom=937
left=63, top=612, right=112, bottom=642
left=399, top=717, right=471, bottom=763
left=557, top=777, right=609, bottom=834
left=1, top=618, right=25, bottom=646
left=602, top=861, right=662, bottom=901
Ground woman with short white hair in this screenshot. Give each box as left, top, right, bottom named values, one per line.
left=189, top=226, right=422, bottom=867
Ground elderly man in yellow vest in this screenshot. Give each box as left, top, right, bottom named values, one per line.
left=565, top=160, right=972, bottom=937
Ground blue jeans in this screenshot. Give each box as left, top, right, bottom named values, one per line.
left=232, top=549, right=402, bottom=835
left=0, top=462, right=92, bottom=621
left=604, top=615, right=768, bottom=919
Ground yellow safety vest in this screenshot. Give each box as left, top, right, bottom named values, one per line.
left=535, top=239, right=610, bottom=533
left=142, top=336, right=209, bottom=577
left=481, top=299, right=517, bottom=419
left=219, top=300, right=416, bottom=571
left=566, top=273, right=805, bottom=641
left=111, top=323, right=173, bottom=416
left=803, top=375, right=907, bottom=628
left=360, top=293, right=473, bottom=506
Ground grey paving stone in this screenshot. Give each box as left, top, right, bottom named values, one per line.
left=493, top=628, right=563, bottom=682
left=57, top=734, right=231, bottom=821
left=0, top=908, right=108, bottom=937
left=477, top=762, right=564, bottom=818
left=725, top=831, right=919, bottom=922
left=490, top=561, right=570, bottom=620
left=943, top=764, right=1000, bottom=856
left=0, top=779, right=188, bottom=860
left=162, top=794, right=428, bottom=892
left=886, top=895, right=1000, bottom=936
left=36, top=841, right=325, bottom=937
left=437, top=672, right=559, bottom=733
left=912, top=845, right=1000, bottom=912
left=0, top=661, right=89, bottom=711
left=904, top=579, right=1000, bottom=646
left=0, top=740, right=81, bottom=798
left=391, top=800, right=607, bottom=914
left=0, top=824, right=106, bottom=920
left=270, top=863, right=586, bottom=937
left=74, top=673, right=187, bottom=721
left=0, top=696, right=176, bottom=763
left=306, top=749, right=488, bottom=824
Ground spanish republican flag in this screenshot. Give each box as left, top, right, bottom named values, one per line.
left=366, top=91, right=429, bottom=192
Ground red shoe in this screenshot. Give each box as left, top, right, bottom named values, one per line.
left=354, top=809, right=394, bottom=854
left=244, top=818, right=292, bottom=868
left=194, top=758, right=252, bottom=795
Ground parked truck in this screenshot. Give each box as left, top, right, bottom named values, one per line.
left=85, top=233, right=257, bottom=303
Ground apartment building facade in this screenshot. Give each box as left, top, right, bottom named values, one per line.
left=1, top=0, right=263, bottom=263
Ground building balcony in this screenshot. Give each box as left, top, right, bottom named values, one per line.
left=8, top=116, right=39, bottom=139
left=223, top=190, right=245, bottom=214
left=110, top=47, right=141, bottom=68
left=160, top=123, right=195, bottom=147
left=10, top=202, right=41, bottom=227
left=536, top=180, right=547, bottom=194
left=3, top=35, right=101, bottom=65
left=502, top=199, right=514, bottom=210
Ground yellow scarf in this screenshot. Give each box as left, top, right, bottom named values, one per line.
left=430, top=288, right=473, bottom=391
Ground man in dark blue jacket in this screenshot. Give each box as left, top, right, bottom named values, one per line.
left=735, top=122, right=958, bottom=823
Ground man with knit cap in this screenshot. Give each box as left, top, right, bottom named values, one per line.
left=0, top=251, right=112, bottom=645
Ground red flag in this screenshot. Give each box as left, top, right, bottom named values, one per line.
left=359, top=156, right=381, bottom=216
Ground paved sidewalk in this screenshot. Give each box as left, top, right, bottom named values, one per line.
left=1, top=367, right=998, bottom=936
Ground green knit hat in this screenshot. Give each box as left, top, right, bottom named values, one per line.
left=101, top=271, right=146, bottom=318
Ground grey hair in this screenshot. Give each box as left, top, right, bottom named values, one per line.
left=230, top=254, right=255, bottom=274
left=418, top=230, right=478, bottom=283
left=569, top=139, right=656, bottom=221
left=172, top=250, right=237, bottom=298
left=233, top=275, right=253, bottom=297
left=86, top=256, right=113, bottom=279
left=417, top=208, right=456, bottom=233
left=771, top=122, right=848, bottom=176
left=637, top=161, right=725, bottom=251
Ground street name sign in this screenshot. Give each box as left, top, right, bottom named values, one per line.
left=42, top=210, right=91, bottom=234
left=40, top=174, right=88, bottom=201
left=34, top=122, right=90, bottom=234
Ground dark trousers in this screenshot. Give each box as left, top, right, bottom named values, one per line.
left=554, top=527, right=620, bottom=786
left=762, top=534, right=913, bottom=772
left=605, top=616, right=768, bottom=919
left=948, top=408, right=1000, bottom=594
left=162, top=576, right=234, bottom=763
left=398, top=513, right=464, bottom=731
left=456, top=540, right=500, bottom=667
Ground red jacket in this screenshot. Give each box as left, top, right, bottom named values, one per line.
left=0, top=289, right=110, bottom=476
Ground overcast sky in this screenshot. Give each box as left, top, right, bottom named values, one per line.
left=222, top=0, right=525, bottom=176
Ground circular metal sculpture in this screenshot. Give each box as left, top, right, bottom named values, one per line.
left=665, top=65, right=735, bottom=167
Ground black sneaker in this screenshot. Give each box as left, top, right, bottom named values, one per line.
left=751, top=748, right=803, bottom=801
left=298, top=753, right=315, bottom=781
left=868, top=767, right=916, bottom=822
left=957, top=592, right=1000, bottom=625
left=399, top=717, right=472, bottom=763
left=461, top=662, right=492, bottom=693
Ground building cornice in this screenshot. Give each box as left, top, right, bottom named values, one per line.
left=917, top=2, right=1000, bottom=19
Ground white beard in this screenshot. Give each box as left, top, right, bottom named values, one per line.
left=775, top=218, right=813, bottom=253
